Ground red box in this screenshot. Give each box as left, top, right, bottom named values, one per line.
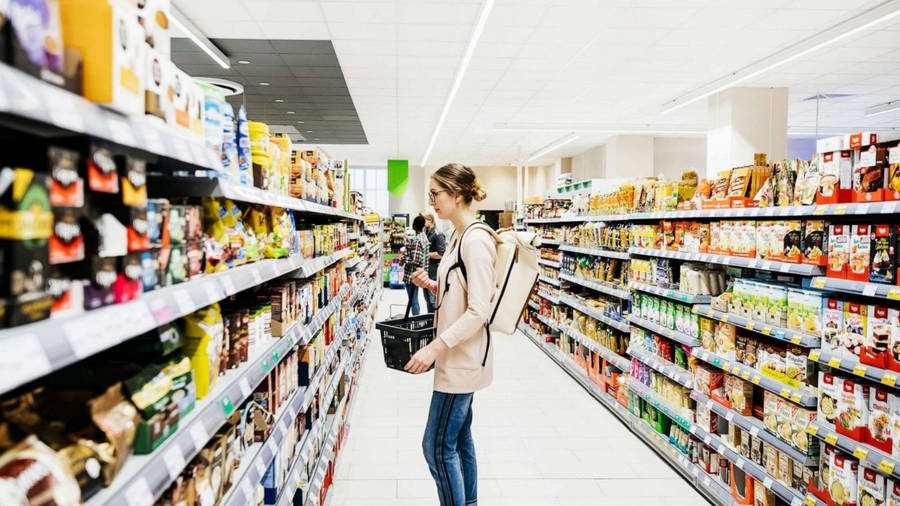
left=730, top=462, right=754, bottom=504
left=816, top=189, right=853, bottom=205
left=828, top=224, right=850, bottom=279
left=853, top=189, right=885, bottom=202
left=729, top=197, right=758, bottom=208
left=861, top=305, right=890, bottom=369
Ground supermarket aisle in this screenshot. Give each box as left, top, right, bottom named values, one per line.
left=329, top=288, right=710, bottom=506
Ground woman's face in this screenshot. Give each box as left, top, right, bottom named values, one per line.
left=429, top=179, right=456, bottom=220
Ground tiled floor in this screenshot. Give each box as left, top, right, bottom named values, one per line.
left=327, top=288, right=711, bottom=505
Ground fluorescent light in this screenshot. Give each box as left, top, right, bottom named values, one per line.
left=494, top=122, right=706, bottom=135
left=238, top=60, right=251, bottom=65
left=287, top=111, right=295, bottom=115
left=275, top=99, right=284, bottom=103
left=661, top=1, right=900, bottom=115
left=528, top=134, right=578, bottom=161
left=170, top=7, right=230, bottom=69
left=259, top=82, right=270, bottom=86
left=866, top=99, right=900, bottom=117
left=419, top=0, right=495, bottom=167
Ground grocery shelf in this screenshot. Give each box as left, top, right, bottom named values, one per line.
left=345, top=256, right=363, bottom=269
left=559, top=294, right=631, bottom=333
left=809, top=348, right=900, bottom=391
left=692, top=348, right=818, bottom=408
left=0, top=249, right=351, bottom=396
left=689, top=423, right=824, bottom=506
left=304, top=402, right=345, bottom=506
left=150, top=176, right=365, bottom=221
left=525, top=202, right=900, bottom=223
left=627, top=315, right=700, bottom=347
left=518, top=323, right=729, bottom=506
left=627, top=378, right=694, bottom=431
left=220, top=334, right=347, bottom=506
left=537, top=290, right=560, bottom=304
left=806, top=420, right=900, bottom=480
left=690, top=391, right=816, bottom=466
left=528, top=300, right=540, bottom=311
left=560, top=244, right=631, bottom=260
left=273, top=419, right=321, bottom=506
left=694, top=305, right=822, bottom=348
left=559, top=272, right=632, bottom=299
left=0, top=62, right=220, bottom=170
left=628, top=247, right=825, bottom=276
left=538, top=258, right=561, bottom=269
left=560, top=324, right=631, bottom=372
left=809, top=277, right=900, bottom=300
left=536, top=313, right=560, bottom=332
left=85, top=284, right=351, bottom=506
left=628, top=281, right=712, bottom=305
left=540, top=238, right=560, bottom=246
left=538, top=275, right=561, bottom=287
left=348, top=232, right=360, bottom=240
left=627, top=347, right=693, bottom=388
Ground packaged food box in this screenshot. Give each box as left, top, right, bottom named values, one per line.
left=754, top=480, right=775, bottom=506
left=694, top=364, right=725, bottom=398
left=767, top=284, right=788, bottom=326
left=869, top=387, right=894, bottom=453
left=787, top=288, right=822, bottom=337
left=829, top=453, right=859, bottom=506
left=759, top=342, right=786, bottom=379
left=889, top=479, right=900, bottom=506
left=871, top=223, right=897, bottom=284
left=820, top=444, right=836, bottom=491
left=850, top=224, right=873, bottom=282
left=859, top=466, right=886, bottom=506
left=770, top=220, right=802, bottom=263
left=763, top=443, right=778, bottom=478
left=714, top=321, right=736, bottom=361
left=837, top=378, right=869, bottom=441
left=844, top=302, right=868, bottom=359
left=59, top=0, right=146, bottom=115
left=818, top=372, right=841, bottom=428
left=777, top=450, right=791, bottom=484
left=786, top=344, right=813, bottom=385
left=823, top=298, right=844, bottom=355
left=863, top=305, right=895, bottom=368
left=828, top=224, right=851, bottom=279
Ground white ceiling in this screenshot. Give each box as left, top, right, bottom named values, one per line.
left=174, top=0, right=900, bottom=166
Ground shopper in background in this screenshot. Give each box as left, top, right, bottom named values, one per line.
left=401, top=215, right=429, bottom=315
left=407, top=163, right=496, bottom=506
left=422, top=212, right=445, bottom=313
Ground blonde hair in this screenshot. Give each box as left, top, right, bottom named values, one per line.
left=421, top=212, right=435, bottom=222
left=432, top=163, right=487, bottom=204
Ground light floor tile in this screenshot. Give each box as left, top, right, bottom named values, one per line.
left=324, top=289, right=712, bottom=506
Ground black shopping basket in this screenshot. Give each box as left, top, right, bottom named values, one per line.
left=375, top=303, right=434, bottom=372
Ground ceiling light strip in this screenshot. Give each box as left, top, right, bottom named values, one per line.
left=419, top=0, right=495, bottom=167
left=660, top=0, right=900, bottom=115
left=170, top=6, right=230, bottom=69
left=494, top=122, right=706, bottom=135
left=866, top=100, right=900, bottom=117
left=527, top=134, right=578, bottom=162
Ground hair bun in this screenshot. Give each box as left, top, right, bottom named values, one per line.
left=472, top=179, right=487, bottom=201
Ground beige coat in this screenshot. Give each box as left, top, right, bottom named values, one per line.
left=433, top=226, right=497, bottom=394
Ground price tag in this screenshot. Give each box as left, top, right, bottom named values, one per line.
left=764, top=477, right=774, bottom=488
left=721, top=314, right=729, bottom=322
left=779, top=388, right=791, bottom=398
left=252, top=269, right=263, bottom=285
left=856, top=203, right=871, bottom=215
left=862, top=284, right=878, bottom=297
left=762, top=260, right=773, bottom=270
left=883, top=372, right=898, bottom=387
left=692, top=467, right=700, bottom=477
left=106, top=114, right=137, bottom=147
left=221, top=395, right=235, bottom=416
left=716, top=443, right=726, bottom=455
left=741, top=371, right=751, bottom=380
left=239, top=377, right=252, bottom=398
left=40, top=84, right=85, bottom=132
left=885, top=202, right=898, bottom=214
left=806, top=424, right=819, bottom=435
left=703, top=435, right=711, bottom=445
left=204, top=282, right=220, bottom=305
left=124, top=478, right=154, bottom=506
left=748, top=259, right=759, bottom=268
left=262, top=359, right=271, bottom=373
left=273, top=350, right=280, bottom=363
left=173, top=290, right=195, bottom=315
left=828, top=357, right=842, bottom=368
left=811, top=278, right=827, bottom=289
left=148, top=296, right=174, bottom=325
left=163, top=446, right=187, bottom=479
left=825, top=432, right=839, bottom=445
left=780, top=263, right=792, bottom=273
left=746, top=321, right=755, bottom=330
left=888, top=288, right=900, bottom=301
left=736, top=458, right=745, bottom=469
left=763, top=327, right=774, bottom=336
left=189, top=423, right=209, bottom=450
left=0, top=333, right=52, bottom=394
left=804, top=495, right=816, bottom=506
left=853, top=446, right=869, bottom=460
left=813, top=207, right=826, bottom=216
left=725, top=411, right=734, bottom=422
left=809, top=350, right=822, bottom=362
left=750, top=426, right=760, bottom=437
left=879, top=459, right=896, bottom=474
left=63, top=313, right=123, bottom=359
left=722, top=363, right=731, bottom=373
left=791, top=497, right=802, bottom=506
left=835, top=205, right=848, bottom=215
left=852, top=364, right=868, bottom=377
left=790, top=393, right=802, bottom=403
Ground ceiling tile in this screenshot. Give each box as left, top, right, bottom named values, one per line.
left=321, top=2, right=397, bottom=23
left=259, top=22, right=331, bottom=40
left=245, top=1, right=324, bottom=22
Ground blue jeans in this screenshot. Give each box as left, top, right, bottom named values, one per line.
left=422, top=392, right=477, bottom=506
left=406, top=284, right=420, bottom=316
left=424, top=289, right=436, bottom=313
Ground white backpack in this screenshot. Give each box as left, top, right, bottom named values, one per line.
left=445, top=223, right=540, bottom=335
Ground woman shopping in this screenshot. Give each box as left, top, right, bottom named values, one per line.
left=407, top=163, right=496, bottom=506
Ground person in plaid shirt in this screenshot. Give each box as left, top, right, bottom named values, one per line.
left=402, top=215, right=430, bottom=315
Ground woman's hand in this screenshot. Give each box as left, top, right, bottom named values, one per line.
left=410, top=268, right=437, bottom=294
left=404, top=339, right=448, bottom=374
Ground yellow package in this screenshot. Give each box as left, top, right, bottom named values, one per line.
left=183, top=303, right=224, bottom=399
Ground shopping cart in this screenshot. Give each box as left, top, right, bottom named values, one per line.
left=375, top=303, right=434, bottom=372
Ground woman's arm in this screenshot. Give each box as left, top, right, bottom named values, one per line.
left=437, top=230, right=496, bottom=349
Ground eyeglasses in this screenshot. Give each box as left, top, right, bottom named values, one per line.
left=427, top=190, right=448, bottom=202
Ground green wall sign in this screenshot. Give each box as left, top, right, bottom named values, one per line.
left=387, top=159, right=409, bottom=195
